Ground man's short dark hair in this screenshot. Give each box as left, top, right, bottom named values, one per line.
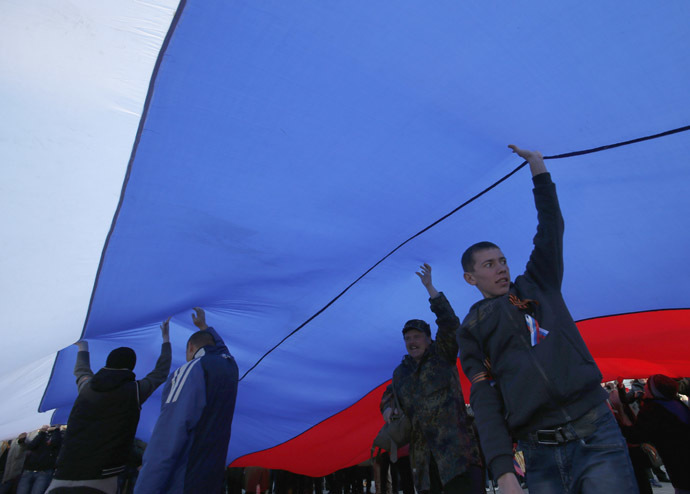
left=461, top=241, right=500, bottom=272
left=187, top=331, right=215, bottom=350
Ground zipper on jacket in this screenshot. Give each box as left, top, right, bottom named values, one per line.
left=518, top=332, right=573, bottom=425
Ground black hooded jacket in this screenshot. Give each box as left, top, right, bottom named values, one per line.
left=55, top=368, right=140, bottom=479
left=55, top=342, right=171, bottom=480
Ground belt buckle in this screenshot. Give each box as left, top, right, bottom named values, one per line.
left=536, top=427, right=565, bottom=445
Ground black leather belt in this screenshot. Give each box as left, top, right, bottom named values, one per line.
left=533, top=426, right=586, bottom=445
left=523, top=402, right=607, bottom=445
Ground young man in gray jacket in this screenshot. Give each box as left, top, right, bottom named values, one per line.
left=457, top=145, right=637, bottom=493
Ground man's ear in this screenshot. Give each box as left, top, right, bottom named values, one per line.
left=463, top=272, right=476, bottom=286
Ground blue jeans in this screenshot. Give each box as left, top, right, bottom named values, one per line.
left=16, top=470, right=53, bottom=494
left=518, top=402, right=638, bottom=493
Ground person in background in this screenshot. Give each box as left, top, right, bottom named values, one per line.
left=624, top=374, right=690, bottom=494
left=16, top=425, right=62, bottom=494
left=605, top=379, right=653, bottom=494
left=0, top=439, right=14, bottom=494
left=2, top=435, right=28, bottom=493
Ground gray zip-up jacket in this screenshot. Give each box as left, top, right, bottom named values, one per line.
left=457, top=173, right=607, bottom=478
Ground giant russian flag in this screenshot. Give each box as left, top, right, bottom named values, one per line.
left=2, top=0, right=689, bottom=476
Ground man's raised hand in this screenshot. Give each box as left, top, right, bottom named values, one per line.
left=508, top=144, right=542, bottom=161
left=192, top=307, right=209, bottom=330
left=415, top=263, right=433, bottom=287
left=415, top=263, right=439, bottom=299
left=508, top=144, right=547, bottom=176
left=160, top=316, right=171, bottom=343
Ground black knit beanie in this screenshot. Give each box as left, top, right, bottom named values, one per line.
left=105, top=347, right=136, bottom=370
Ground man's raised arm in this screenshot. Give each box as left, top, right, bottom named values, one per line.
left=74, top=340, right=93, bottom=391
left=417, top=263, right=459, bottom=363
left=138, top=317, right=173, bottom=404
left=509, top=143, right=564, bottom=289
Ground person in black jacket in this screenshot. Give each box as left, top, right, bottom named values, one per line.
left=456, top=145, right=637, bottom=494
left=624, top=374, right=690, bottom=493
left=46, top=318, right=172, bottom=494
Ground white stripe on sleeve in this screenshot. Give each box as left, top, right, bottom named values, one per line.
left=166, top=359, right=200, bottom=404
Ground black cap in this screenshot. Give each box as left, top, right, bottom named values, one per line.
left=105, top=347, right=136, bottom=370
left=402, top=319, right=431, bottom=337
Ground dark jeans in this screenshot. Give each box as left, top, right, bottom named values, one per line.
left=17, top=470, right=53, bottom=494
left=519, top=402, right=638, bottom=493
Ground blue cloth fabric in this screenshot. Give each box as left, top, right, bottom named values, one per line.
left=134, top=327, right=238, bottom=494
left=518, top=403, right=637, bottom=493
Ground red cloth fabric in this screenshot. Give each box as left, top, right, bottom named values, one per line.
left=230, top=309, right=690, bottom=477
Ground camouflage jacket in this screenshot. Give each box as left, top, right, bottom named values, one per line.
left=382, top=292, right=482, bottom=492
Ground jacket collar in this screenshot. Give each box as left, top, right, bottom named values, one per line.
left=193, top=344, right=226, bottom=359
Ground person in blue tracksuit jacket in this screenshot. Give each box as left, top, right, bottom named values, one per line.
left=134, top=307, right=239, bottom=494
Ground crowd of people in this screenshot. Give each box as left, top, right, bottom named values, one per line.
left=605, top=376, right=690, bottom=493
left=0, top=437, right=415, bottom=494
left=1, top=145, right=688, bottom=494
